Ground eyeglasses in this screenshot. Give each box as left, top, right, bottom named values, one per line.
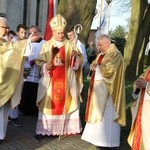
left=0, top=26, right=9, bottom=29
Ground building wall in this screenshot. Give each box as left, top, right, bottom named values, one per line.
left=0, top=0, right=95, bottom=42
left=25, top=0, right=48, bottom=35
left=0, top=0, right=7, bottom=17
left=38, top=1, right=48, bottom=35
left=0, top=0, right=47, bottom=35
left=6, top=0, right=24, bottom=31
left=26, top=0, right=37, bottom=26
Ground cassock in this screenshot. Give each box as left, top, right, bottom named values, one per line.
left=20, top=39, right=45, bottom=115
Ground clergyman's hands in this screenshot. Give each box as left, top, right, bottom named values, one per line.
left=45, top=63, right=53, bottom=71
left=90, top=63, right=99, bottom=71
left=135, top=78, right=148, bottom=89
left=28, top=32, right=40, bottom=43
left=72, top=50, right=78, bottom=57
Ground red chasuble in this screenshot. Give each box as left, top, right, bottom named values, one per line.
left=132, top=70, right=150, bottom=150
left=85, top=54, right=105, bottom=121
left=51, top=46, right=66, bottom=115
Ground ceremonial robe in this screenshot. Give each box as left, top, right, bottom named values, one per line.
left=128, top=67, right=150, bottom=150
left=35, top=37, right=84, bottom=135
left=81, top=44, right=126, bottom=147
left=0, top=37, right=30, bottom=140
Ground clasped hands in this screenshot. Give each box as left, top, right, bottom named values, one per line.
left=135, top=77, right=148, bottom=89
left=72, top=50, right=78, bottom=57
left=90, top=63, right=99, bottom=71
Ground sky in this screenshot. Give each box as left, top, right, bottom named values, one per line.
left=91, top=0, right=131, bottom=31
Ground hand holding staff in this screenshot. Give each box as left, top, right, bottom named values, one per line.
left=58, top=24, right=83, bottom=141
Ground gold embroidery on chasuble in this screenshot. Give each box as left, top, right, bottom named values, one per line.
left=51, top=46, right=66, bottom=115
left=54, top=79, right=64, bottom=103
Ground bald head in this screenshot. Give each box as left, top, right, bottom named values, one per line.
left=0, top=17, right=9, bottom=37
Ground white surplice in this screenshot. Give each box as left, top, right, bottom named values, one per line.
left=81, top=66, right=120, bottom=147
left=36, top=108, right=82, bottom=136
left=81, top=96, right=120, bottom=147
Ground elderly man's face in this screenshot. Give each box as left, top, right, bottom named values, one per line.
left=97, top=39, right=110, bottom=53
left=53, top=30, right=64, bottom=42
left=0, top=20, right=9, bottom=37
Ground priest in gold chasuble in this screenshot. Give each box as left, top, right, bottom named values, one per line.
left=35, top=14, right=84, bottom=137
left=81, top=34, right=126, bottom=149
left=0, top=17, right=39, bottom=143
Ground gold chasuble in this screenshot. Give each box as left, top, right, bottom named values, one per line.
left=85, top=44, right=126, bottom=126
left=0, top=37, right=28, bottom=107
left=36, top=38, right=83, bottom=115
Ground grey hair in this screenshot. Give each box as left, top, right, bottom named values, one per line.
left=97, top=34, right=111, bottom=43
left=29, top=25, right=41, bottom=32
left=0, top=17, right=7, bottom=23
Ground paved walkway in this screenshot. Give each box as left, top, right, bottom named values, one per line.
left=0, top=114, right=130, bottom=150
